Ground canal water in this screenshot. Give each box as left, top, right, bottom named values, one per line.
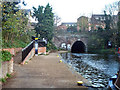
left=60, top=52, right=120, bottom=88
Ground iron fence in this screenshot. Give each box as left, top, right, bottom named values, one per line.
left=22, top=40, right=34, bottom=61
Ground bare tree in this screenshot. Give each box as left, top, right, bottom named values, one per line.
left=104, top=1, right=119, bottom=29
left=105, top=1, right=118, bottom=15
left=54, top=14, right=61, bottom=26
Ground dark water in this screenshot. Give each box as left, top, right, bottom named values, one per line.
left=60, top=53, right=120, bottom=88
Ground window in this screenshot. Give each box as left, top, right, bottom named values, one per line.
left=96, top=17, right=99, bottom=20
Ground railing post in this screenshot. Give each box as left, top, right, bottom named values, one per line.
left=35, top=38, right=38, bottom=56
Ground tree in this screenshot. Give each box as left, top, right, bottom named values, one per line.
left=104, top=1, right=118, bottom=29
left=104, top=10, right=111, bottom=30
left=54, top=14, right=61, bottom=26
left=32, top=3, right=54, bottom=42
left=67, top=26, right=77, bottom=33
left=32, top=5, right=44, bottom=38
left=2, top=2, right=32, bottom=48
left=117, top=13, right=120, bottom=46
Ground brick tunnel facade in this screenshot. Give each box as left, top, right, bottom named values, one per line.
left=52, top=35, right=88, bottom=52
left=71, top=41, right=85, bottom=53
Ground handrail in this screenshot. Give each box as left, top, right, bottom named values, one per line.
left=22, top=40, right=34, bottom=51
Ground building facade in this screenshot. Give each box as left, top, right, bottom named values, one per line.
left=57, top=22, right=77, bottom=30
left=90, top=14, right=106, bottom=30
left=77, top=16, right=89, bottom=31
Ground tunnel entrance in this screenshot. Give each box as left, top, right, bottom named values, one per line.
left=71, top=41, right=85, bottom=53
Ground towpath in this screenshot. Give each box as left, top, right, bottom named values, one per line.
left=2, top=51, right=90, bottom=89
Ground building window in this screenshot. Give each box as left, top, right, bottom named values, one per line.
left=96, top=17, right=99, bottom=20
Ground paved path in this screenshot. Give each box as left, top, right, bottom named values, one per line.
left=3, top=52, right=90, bottom=89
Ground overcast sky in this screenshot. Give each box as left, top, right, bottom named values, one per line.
left=21, top=0, right=119, bottom=23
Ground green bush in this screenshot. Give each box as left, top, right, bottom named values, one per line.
left=47, top=41, right=57, bottom=51
left=2, top=39, right=29, bottom=48
left=88, top=48, right=115, bottom=54
left=6, top=73, right=11, bottom=78
left=1, top=78, right=6, bottom=83
left=1, top=51, right=12, bottom=61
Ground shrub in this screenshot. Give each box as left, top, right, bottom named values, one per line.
left=1, top=78, right=6, bottom=83
left=6, top=73, right=11, bottom=78
left=1, top=51, right=12, bottom=61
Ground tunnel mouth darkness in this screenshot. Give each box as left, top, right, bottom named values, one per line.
left=71, top=41, right=85, bottom=53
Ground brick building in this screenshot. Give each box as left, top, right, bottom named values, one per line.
left=77, top=16, right=89, bottom=31
left=90, top=14, right=118, bottom=30
left=57, top=22, right=77, bottom=30
left=90, top=14, right=106, bottom=30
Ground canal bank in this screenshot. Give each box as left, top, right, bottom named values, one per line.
left=2, top=51, right=90, bottom=89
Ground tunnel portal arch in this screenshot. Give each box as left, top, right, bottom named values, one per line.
left=71, top=41, right=86, bottom=53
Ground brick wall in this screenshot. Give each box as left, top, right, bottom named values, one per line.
left=1, top=57, right=13, bottom=78
left=3, top=48, right=22, bottom=55
left=38, top=47, right=46, bottom=54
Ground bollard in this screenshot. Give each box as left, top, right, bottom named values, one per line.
left=59, top=60, right=62, bottom=63
left=77, top=81, right=83, bottom=86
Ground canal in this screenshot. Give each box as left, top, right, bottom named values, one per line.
left=60, top=52, right=120, bottom=88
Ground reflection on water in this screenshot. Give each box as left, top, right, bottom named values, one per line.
left=60, top=53, right=120, bottom=88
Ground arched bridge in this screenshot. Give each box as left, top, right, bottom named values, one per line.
left=52, top=34, right=88, bottom=52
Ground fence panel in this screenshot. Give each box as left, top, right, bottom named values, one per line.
left=22, top=41, right=34, bottom=61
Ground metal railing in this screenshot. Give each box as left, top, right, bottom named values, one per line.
left=22, top=40, right=34, bottom=61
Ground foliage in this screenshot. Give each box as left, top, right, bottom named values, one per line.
left=2, top=2, right=33, bottom=48
left=87, top=28, right=117, bottom=52
left=33, top=3, right=55, bottom=50
left=46, top=41, right=57, bottom=51
left=117, top=14, right=120, bottom=47
left=6, top=73, right=11, bottom=78
left=1, top=78, right=6, bottom=83
left=1, top=51, right=12, bottom=61
left=104, top=11, right=111, bottom=30
left=87, top=2, right=119, bottom=52
left=88, top=48, right=116, bottom=54
left=32, top=4, right=54, bottom=42
left=67, top=26, right=77, bottom=33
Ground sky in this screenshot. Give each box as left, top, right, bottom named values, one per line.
left=20, top=0, right=119, bottom=23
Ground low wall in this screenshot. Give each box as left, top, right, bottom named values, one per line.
left=21, top=47, right=46, bottom=65
left=38, top=47, right=46, bottom=54
left=0, top=57, right=13, bottom=78
left=3, top=48, right=22, bottom=55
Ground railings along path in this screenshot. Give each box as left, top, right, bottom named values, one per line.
left=22, top=40, right=35, bottom=61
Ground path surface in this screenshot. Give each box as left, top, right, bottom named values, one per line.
left=3, top=52, right=90, bottom=89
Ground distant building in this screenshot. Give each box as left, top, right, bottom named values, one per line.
left=77, top=16, right=89, bottom=31
left=91, top=14, right=106, bottom=30
left=57, top=22, right=77, bottom=30
left=61, top=22, right=77, bottom=27
left=90, top=14, right=118, bottom=30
